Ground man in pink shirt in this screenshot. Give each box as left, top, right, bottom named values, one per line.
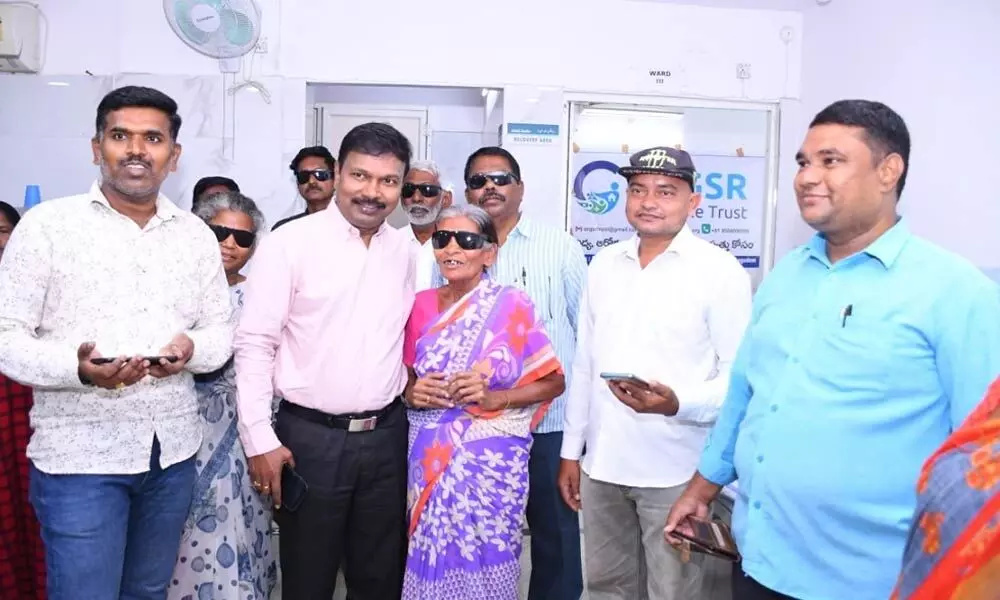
left=234, top=122, right=416, bottom=599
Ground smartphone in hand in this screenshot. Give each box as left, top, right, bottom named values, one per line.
left=599, top=372, right=651, bottom=390
left=280, top=463, right=309, bottom=512
left=672, top=517, right=741, bottom=562
left=90, top=356, right=179, bottom=365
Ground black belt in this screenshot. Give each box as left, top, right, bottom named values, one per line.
left=279, top=396, right=402, bottom=432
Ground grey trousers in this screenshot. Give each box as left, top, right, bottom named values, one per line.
left=581, top=472, right=704, bottom=600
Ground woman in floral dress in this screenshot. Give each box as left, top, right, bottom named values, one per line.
left=402, top=204, right=565, bottom=599
left=169, top=190, right=277, bottom=600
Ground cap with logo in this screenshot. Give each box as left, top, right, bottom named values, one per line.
left=618, top=146, right=697, bottom=187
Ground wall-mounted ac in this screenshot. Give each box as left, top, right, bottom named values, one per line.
left=0, top=5, right=42, bottom=73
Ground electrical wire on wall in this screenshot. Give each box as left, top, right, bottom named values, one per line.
left=228, top=43, right=270, bottom=102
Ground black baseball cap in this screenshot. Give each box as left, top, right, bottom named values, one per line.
left=618, top=146, right=697, bottom=187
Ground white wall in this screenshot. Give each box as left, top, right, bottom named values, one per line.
left=279, top=0, right=802, bottom=100
left=1, top=0, right=800, bottom=236
left=766, top=0, right=1000, bottom=268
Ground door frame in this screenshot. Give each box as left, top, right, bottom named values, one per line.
left=312, top=103, right=429, bottom=160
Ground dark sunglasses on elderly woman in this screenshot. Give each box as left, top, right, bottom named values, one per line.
left=431, top=230, right=489, bottom=251
left=401, top=182, right=442, bottom=199
left=467, top=171, right=517, bottom=190
left=209, top=224, right=255, bottom=249
left=295, top=169, right=333, bottom=185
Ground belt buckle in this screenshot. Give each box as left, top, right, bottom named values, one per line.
left=348, top=416, right=378, bottom=433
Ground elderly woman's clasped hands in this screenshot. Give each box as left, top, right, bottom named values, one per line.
left=407, top=371, right=505, bottom=410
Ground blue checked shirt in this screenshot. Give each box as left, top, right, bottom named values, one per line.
left=433, top=215, right=587, bottom=433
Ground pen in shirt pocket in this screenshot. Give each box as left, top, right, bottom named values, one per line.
left=840, top=304, right=853, bottom=328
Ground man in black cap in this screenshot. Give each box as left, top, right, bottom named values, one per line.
left=559, top=146, right=751, bottom=599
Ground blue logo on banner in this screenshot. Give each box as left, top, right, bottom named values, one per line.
left=573, top=160, right=622, bottom=215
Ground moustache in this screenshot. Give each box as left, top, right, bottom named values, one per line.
left=479, top=192, right=505, bottom=204
left=352, top=196, right=386, bottom=209
left=406, top=205, right=430, bottom=216
left=119, top=157, right=151, bottom=169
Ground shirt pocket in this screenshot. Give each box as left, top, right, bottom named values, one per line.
left=802, top=316, right=895, bottom=396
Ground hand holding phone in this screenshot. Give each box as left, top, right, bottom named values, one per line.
left=280, top=463, right=309, bottom=512
left=671, top=517, right=741, bottom=562
left=91, top=355, right=179, bottom=365
left=76, top=342, right=149, bottom=391
left=599, top=372, right=651, bottom=389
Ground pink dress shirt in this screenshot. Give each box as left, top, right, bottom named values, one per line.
left=234, top=207, right=416, bottom=457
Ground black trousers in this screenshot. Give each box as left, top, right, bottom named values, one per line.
left=273, top=400, right=408, bottom=600
left=733, top=568, right=799, bottom=600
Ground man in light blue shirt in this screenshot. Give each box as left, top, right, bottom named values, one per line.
left=665, top=100, right=1000, bottom=600
left=432, top=146, right=587, bottom=600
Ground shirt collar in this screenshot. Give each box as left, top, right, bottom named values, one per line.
left=508, top=214, right=535, bottom=240
left=89, top=181, right=182, bottom=223
left=325, top=203, right=390, bottom=239
left=623, top=223, right=697, bottom=262
left=804, top=218, right=910, bottom=269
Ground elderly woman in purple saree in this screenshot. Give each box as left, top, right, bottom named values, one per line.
left=401, top=205, right=565, bottom=600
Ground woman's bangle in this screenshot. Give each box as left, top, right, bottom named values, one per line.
left=503, top=392, right=511, bottom=410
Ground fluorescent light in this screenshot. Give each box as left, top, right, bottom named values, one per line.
left=47, top=81, right=70, bottom=87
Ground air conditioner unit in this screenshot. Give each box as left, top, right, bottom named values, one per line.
left=0, top=5, right=42, bottom=73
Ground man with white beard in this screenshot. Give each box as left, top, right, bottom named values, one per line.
left=401, top=160, right=452, bottom=291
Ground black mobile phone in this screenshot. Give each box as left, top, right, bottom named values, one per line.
left=90, top=355, right=179, bottom=365
left=280, top=464, right=309, bottom=513
left=672, top=517, right=741, bottom=562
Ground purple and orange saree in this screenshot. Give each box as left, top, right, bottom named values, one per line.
left=892, top=377, right=1000, bottom=600
left=401, top=279, right=562, bottom=600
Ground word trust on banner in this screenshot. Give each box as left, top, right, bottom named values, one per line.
left=568, top=152, right=765, bottom=271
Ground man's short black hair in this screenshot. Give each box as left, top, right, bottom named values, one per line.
left=337, top=123, right=412, bottom=176
left=0, top=201, right=20, bottom=229
left=95, top=86, right=182, bottom=141
left=289, top=145, right=336, bottom=173
left=464, top=146, right=521, bottom=183
left=810, top=99, right=911, bottom=197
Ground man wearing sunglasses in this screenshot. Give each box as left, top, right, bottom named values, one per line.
left=272, top=145, right=337, bottom=231
left=402, top=160, right=452, bottom=292
left=434, top=146, right=588, bottom=600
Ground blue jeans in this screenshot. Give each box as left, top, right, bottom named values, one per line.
left=29, top=437, right=196, bottom=600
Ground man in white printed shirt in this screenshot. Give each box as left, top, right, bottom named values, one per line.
left=558, top=146, right=752, bottom=600
left=402, top=159, right=452, bottom=291
left=0, top=86, right=233, bottom=600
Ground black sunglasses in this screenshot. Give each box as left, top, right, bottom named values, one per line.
left=467, top=171, right=517, bottom=190
left=402, top=182, right=443, bottom=199
left=431, top=230, right=490, bottom=251
left=209, top=224, right=256, bottom=249
left=295, top=169, right=333, bottom=185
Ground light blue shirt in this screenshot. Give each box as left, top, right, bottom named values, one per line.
left=433, top=215, right=587, bottom=433
left=698, top=220, right=1000, bottom=600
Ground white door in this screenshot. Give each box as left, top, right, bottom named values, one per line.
left=316, top=104, right=428, bottom=229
